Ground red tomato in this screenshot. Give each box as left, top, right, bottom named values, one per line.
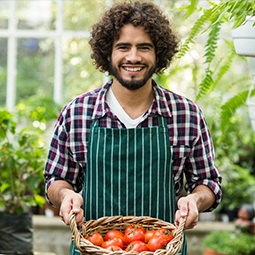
left=104, top=230, right=124, bottom=241
left=147, top=235, right=169, bottom=252
left=153, top=228, right=174, bottom=242
left=125, top=241, right=149, bottom=252
left=123, top=228, right=145, bottom=244
left=101, top=237, right=124, bottom=250
left=106, top=245, right=123, bottom=251
left=125, top=224, right=146, bottom=234
left=144, top=230, right=155, bottom=243
left=86, top=232, right=104, bottom=246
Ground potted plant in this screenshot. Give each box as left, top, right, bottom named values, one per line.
left=202, top=230, right=255, bottom=255
left=0, top=107, right=46, bottom=254
left=176, top=0, right=255, bottom=130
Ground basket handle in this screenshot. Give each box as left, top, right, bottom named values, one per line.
left=69, top=210, right=82, bottom=251
left=175, top=215, right=187, bottom=236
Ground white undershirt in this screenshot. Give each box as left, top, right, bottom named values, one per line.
left=106, top=87, right=144, bottom=128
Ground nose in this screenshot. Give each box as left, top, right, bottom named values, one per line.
left=125, top=47, right=142, bottom=63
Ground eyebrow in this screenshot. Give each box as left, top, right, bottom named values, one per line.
left=115, top=42, right=154, bottom=48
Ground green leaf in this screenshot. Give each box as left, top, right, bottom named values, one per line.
left=0, top=182, right=10, bottom=192
left=183, top=0, right=199, bottom=19
left=35, top=194, right=46, bottom=207
left=26, top=175, right=41, bottom=190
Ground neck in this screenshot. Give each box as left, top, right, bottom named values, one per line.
left=111, top=78, right=154, bottom=119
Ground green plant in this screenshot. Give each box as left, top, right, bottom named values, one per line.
left=176, top=0, right=255, bottom=131
left=0, top=108, right=46, bottom=213
left=203, top=230, right=255, bottom=255
left=220, top=164, right=255, bottom=211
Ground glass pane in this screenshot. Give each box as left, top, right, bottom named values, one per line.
left=16, top=38, right=55, bottom=103
left=63, top=0, right=106, bottom=31
left=0, top=39, right=7, bottom=107
left=17, top=1, right=55, bottom=30
left=0, top=1, right=9, bottom=29
left=62, top=38, right=103, bottom=104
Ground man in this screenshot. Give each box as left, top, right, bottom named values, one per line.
left=44, top=1, right=222, bottom=254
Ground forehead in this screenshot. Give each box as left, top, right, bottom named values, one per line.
left=113, top=24, right=154, bottom=46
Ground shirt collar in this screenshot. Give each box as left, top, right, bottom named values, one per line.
left=151, top=80, right=172, bottom=118
left=92, top=79, right=172, bottom=120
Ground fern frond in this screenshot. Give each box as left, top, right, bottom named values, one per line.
left=183, top=0, right=199, bottom=19
left=204, top=21, right=223, bottom=65
left=177, top=7, right=215, bottom=59
left=196, top=68, right=214, bottom=101
left=213, top=48, right=236, bottom=88
left=220, top=90, right=250, bottom=132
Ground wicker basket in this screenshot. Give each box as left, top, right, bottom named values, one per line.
left=69, top=212, right=186, bottom=255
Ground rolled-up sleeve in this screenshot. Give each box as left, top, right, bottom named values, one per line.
left=184, top=110, right=222, bottom=211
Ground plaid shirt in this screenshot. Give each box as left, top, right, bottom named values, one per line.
left=44, top=80, right=222, bottom=210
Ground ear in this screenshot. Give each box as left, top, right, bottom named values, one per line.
left=107, top=56, right=110, bottom=62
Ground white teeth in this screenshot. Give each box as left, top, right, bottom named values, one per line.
left=124, top=67, right=142, bottom=72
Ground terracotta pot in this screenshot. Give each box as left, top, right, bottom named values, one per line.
left=203, top=248, right=219, bottom=255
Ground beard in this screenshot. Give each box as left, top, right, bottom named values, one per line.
left=109, top=59, right=156, bottom=90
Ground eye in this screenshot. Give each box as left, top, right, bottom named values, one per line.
left=118, top=46, right=129, bottom=50
left=139, top=46, right=151, bottom=51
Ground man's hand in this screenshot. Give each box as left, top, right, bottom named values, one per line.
left=175, top=196, right=198, bottom=230
left=59, top=190, right=85, bottom=226
left=47, top=180, right=85, bottom=227
left=175, top=185, right=216, bottom=230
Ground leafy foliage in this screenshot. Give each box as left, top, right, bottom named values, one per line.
left=0, top=108, right=46, bottom=213
left=16, top=96, right=62, bottom=123
left=220, top=164, right=255, bottom=210
left=203, top=230, right=255, bottom=254
left=176, top=0, right=255, bottom=132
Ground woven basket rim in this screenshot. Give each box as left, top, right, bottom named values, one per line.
left=69, top=213, right=186, bottom=255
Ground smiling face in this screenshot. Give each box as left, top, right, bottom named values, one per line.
left=109, top=24, right=156, bottom=90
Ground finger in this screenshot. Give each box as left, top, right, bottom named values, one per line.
left=72, top=195, right=83, bottom=213
left=178, top=201, right=188, bottom=217
left=59, top=211, right=70, bottom=225
left=75, top=209, right=85, bottom=226
left=174, top=210, right=182, bottom=227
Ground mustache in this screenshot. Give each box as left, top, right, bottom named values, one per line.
left=119, top=61, right=148, bottom=67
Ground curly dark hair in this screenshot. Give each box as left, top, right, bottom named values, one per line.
left=89, top=1, right=180, bottom=75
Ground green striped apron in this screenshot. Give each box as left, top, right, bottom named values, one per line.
left=70, top=115, right=187, bottom=254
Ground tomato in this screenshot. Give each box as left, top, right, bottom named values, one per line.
left=153, top=228, right=174, bottom=242
left=85, top=232, right=104, bottom=246
left=101, top=237, right=124, bottom=250
left=147, top=235, right=169, bottom=252
left=123, top=228, right=145, bottom=244
left=104, top=230, right=124, bottom=241
left=144, top=230, right=155, bottom=243
left=125, top=224, right=146, bottom=234
left=125, top=241, right=149, bottom=252
left=106, top=245, right=123, bottom=251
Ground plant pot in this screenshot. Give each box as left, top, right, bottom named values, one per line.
left=0, top=213, right=33, bottom=255
left=231, top=17, right=255, bottom=57
left=203, top=248, right=229, bottom=255
left=203, top=247, right=220, bottom=255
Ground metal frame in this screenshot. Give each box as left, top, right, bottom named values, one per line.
left=1, top=0, right=113, bottom=112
